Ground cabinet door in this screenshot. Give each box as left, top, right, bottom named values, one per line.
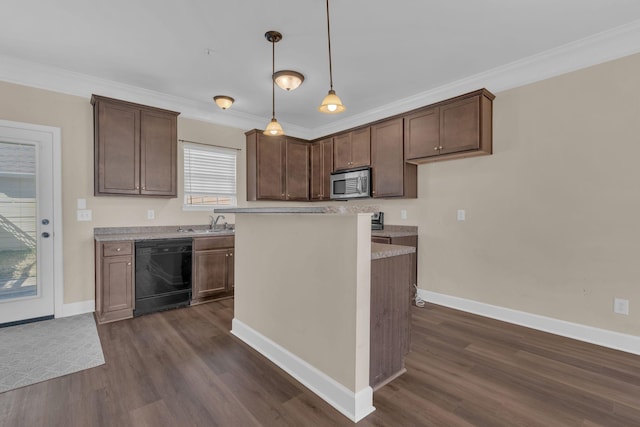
left=102, top=255, right=133, bottom=314
left=321, top=138, right=333, bottom=198
left=350, top=127, right=371, bottom=169
left=140, top=109, right=177, bottom=196
left=371, top=118, right=405, bottom=198
left=333, top=133, right=351, bottom=171
left=257, top=135, right=285, bottom=200
left=404, top=107, right=440, bottom=160
left=227, top=249, right=234, bottom=291
left=95, top=100, right=140, bottom=195
left=310, top=138, right=333, bottom=200
left=310, top=143, right=322, bottom=200
left=440, top=95, right=480, bottom=155
left=194, top=248, right=229, bottom=299
left=285, top=139, right=310, bottom=201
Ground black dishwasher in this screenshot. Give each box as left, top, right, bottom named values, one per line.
left=134, top=239, right=192, bottom=316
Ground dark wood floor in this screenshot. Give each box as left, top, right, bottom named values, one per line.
left=2, top=299, right=640, bottom=426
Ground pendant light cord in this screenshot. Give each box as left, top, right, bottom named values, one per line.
left=325, top=0, right=334, bottom=91
left=271, top=38, right=276, bottom=120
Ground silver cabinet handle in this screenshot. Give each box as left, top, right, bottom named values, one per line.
left=116, top=248, right=121, bottom=252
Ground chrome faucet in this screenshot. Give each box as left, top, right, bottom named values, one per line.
left=210, top=214, right=226, bottom=230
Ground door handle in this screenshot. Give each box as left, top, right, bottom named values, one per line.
left=42, top=232, right=50, bottom=238
left=42, top=219, right=50, bottom=225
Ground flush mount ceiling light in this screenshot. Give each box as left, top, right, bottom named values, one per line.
left=273, top=70, right=305, bottom=91
left=264, top=31, right=285, bottom=136
left=318, top=0, right=345, bottom=114
left=213, top=95, right=234, bottom=110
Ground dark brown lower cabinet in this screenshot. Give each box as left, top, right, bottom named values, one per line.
left=192, top=236, right=235, bottom=304
left=371, top=235, right=418, bottom=296
left=95, top=240, right=134, bottom=324
left=370, top=253, right=412, bottom=390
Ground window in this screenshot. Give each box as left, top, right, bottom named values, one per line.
left=183, top=143, right=237, bottom=209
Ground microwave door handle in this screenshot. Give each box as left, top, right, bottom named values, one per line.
left=357, top=176, right=363, bottom=194
left=360, top=176, right=367, bottom=194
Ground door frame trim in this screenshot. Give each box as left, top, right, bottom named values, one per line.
left=0, top=119, right=63, bottom=318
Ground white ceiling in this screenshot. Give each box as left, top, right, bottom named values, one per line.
left=2, top=0, right=640, bottom=139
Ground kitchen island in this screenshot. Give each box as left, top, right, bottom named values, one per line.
left=214, top=206, right=415, bottom=423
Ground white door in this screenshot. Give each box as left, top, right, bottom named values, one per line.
left=0, top=120, right=57, bottom=324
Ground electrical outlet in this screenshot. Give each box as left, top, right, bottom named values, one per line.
left=77, top=210, right=92, bottom=222
left=614, top=298, right=629, bottom=315
left=147, top=209, right=155, bottom=220
left=457, top=209, right=466, bottom=221
left=400, top=209, right=407, bottom=220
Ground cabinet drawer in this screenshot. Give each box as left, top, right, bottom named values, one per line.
left=102, top=241, right=133, bottom=257
left=371, top=236, right=391, bottom=244
left=194, top=236, right=234, bottom=251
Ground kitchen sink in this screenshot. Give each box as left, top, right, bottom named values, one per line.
left=177, top=228, right=234, bottom=234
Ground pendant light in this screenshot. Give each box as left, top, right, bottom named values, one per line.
left=318, top=0, right=345, bottom=114
left=264, top=31, right=285, bottom=136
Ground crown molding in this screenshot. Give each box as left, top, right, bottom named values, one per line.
left=0, top=55, right=313, bottom=139
left=2, top=18, right=640, bottom=140
left=309, top=18, right=640, bottom=139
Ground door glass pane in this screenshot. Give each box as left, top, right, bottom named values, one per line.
left=0, top=141, right=37, bottom=300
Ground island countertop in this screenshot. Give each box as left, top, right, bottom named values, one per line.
left=371, top=242, right=416, bottom=260
left=213, top=205, right=380, bottom=214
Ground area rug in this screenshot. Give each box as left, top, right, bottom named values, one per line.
left=0, top=313, right=105, bottom=393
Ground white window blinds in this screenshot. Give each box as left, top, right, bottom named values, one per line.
left=183, top=143, right=237, bottom=208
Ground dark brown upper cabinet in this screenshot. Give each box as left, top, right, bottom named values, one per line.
left=92, top=95, right=179, bottom=197
left=310, top=138, right=333, bottom=201
left=333, top=127, right=371, bottom=171
left=245, top=89, right=493, bottom=203
left=371, top=118, right=417, bottom=199
left=404, top=89, right=494, bottom=163
left=245, top=130, right=310, bottom=201
left=404, top=107, right=440, bottom=159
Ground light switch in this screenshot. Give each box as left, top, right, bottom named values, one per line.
left=457, top=209, right=466, bottom=221
left=400, top=209, right=407, bottom=220
left=77, top=210, right=92, bottom=221
left=147, top=210, right=155, bottom=220
left=77, top=198, right=86, bottom=210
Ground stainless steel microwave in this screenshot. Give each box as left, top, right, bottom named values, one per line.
left=330, top=167, right=371, bottom=200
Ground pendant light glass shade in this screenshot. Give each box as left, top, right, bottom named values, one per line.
left=319, top=0, right=345, bottom=114
left=213, top=96, right=234, bottom=110
left=274, top=70, right=304, bottom=91
left=318, top=89, right=345, bottom=113
left=264, top=118, right=285, bottom=136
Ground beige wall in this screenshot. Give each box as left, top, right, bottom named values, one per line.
left=1, top=50, right=639, bottom=336
left=356, top=52, right=640, bottom=336
left=0, top=81, right=245, bottom=303
left=234, top=213, right=371, bottom=392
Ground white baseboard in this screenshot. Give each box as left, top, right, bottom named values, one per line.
left=59, top=299, right=95, bottom=318
left=419, top=289, right=640, bottom=356
left=231, top=318, right=375, bottom=423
